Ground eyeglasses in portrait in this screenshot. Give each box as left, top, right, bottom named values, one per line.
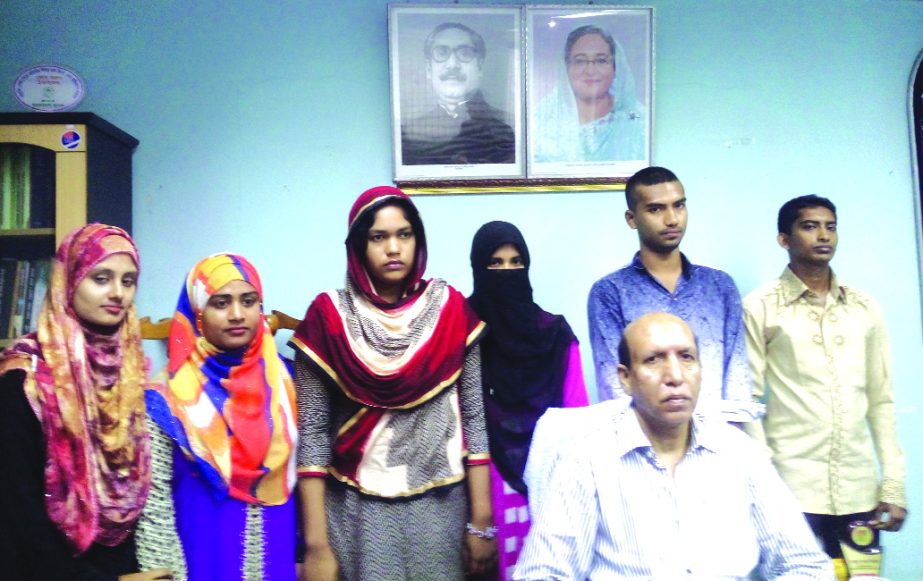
left=389, top=5, right=524, bottom=182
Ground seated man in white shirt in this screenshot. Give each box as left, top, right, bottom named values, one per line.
left=515, top=312, right=830, bottom=580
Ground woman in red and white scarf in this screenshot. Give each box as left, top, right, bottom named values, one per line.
left=290, top=186, right=497, bottom=581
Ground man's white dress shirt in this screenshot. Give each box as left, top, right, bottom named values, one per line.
left=516, top=400, right=831, bottom=580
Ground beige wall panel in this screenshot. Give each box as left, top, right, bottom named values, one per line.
left=55, top=152, right=87, bottom=245
left=0, top=124, right=87, bottom=152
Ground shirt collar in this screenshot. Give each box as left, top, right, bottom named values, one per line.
left=629, top=251, right=694, bottom=279
left=438, top=100, right=469, bottom=119
left=614, top=403, right=716, bottom=459
left=779, top=265, right=846, bottom=306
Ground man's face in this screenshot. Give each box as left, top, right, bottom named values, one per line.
left=618, top=314, right=701, bottom=434
left=566, top=33, right=615, bottom=103
left=426, top=27, right=483, bottom=106
left=778, top=206, right=837, bottom=267
left=625, top=180, right=688, bottom=254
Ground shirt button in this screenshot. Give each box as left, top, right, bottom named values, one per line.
left=813, top=335, right=823, bottom=344
left=835, top=336, right=844, bottom=345
left=809, top=312, right=819, bottom=321
left=829, top=313, right=838, bottom=322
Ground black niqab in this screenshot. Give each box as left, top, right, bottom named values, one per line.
left=468, top=221, right=576, bottom=495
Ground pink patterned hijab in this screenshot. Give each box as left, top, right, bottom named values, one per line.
left=0, top=223, right=151, bottom=554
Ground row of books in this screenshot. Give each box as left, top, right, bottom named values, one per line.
left=0, top=144, right=56, bottom=230
left=0, top=258, right=51, bottom=339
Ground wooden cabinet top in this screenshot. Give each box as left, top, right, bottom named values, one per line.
left=0, top=112, right=138, bottom=149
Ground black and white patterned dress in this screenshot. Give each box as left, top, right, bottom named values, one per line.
left=296, top=279, right=489, bottom=581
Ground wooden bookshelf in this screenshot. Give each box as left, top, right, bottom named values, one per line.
left=0, top=113, right=137, bottom=342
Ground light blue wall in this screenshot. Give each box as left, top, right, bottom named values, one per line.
left=2, top=0, right=921, bottom=576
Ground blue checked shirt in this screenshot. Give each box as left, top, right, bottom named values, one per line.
left=588, top=253, right=762, bottom=422
left=515, top=401, right=831, bottom=580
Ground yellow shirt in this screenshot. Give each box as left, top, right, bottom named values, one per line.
left=743, top=267, right=905, bottom=515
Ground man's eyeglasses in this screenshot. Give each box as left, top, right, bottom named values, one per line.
left=430, top=44, right=479, bottom=63
left=567, top=56, right=613, bottom=70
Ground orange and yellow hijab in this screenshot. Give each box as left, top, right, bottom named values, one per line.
left=146, top=253, right=296, bottom=505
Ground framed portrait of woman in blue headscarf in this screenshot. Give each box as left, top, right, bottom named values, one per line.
left=526, top=7, right=653, bottom=179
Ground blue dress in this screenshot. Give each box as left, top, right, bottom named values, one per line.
left=136, top=405, right=297, bottom=581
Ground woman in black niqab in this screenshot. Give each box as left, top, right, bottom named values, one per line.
left=468, top=220, right=588, bottom=581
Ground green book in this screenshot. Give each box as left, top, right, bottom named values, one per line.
left=0, top=145, right=12, bottom=229
left=10, top=146, right=30, bottom=229
left=17, top=146, right=32, bottom=229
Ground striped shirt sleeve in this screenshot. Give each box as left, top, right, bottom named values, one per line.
left=514, top=441, right=597, bottom=580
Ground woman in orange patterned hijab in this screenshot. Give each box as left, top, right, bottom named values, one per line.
left=138, top=253, right=297, bottom=580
